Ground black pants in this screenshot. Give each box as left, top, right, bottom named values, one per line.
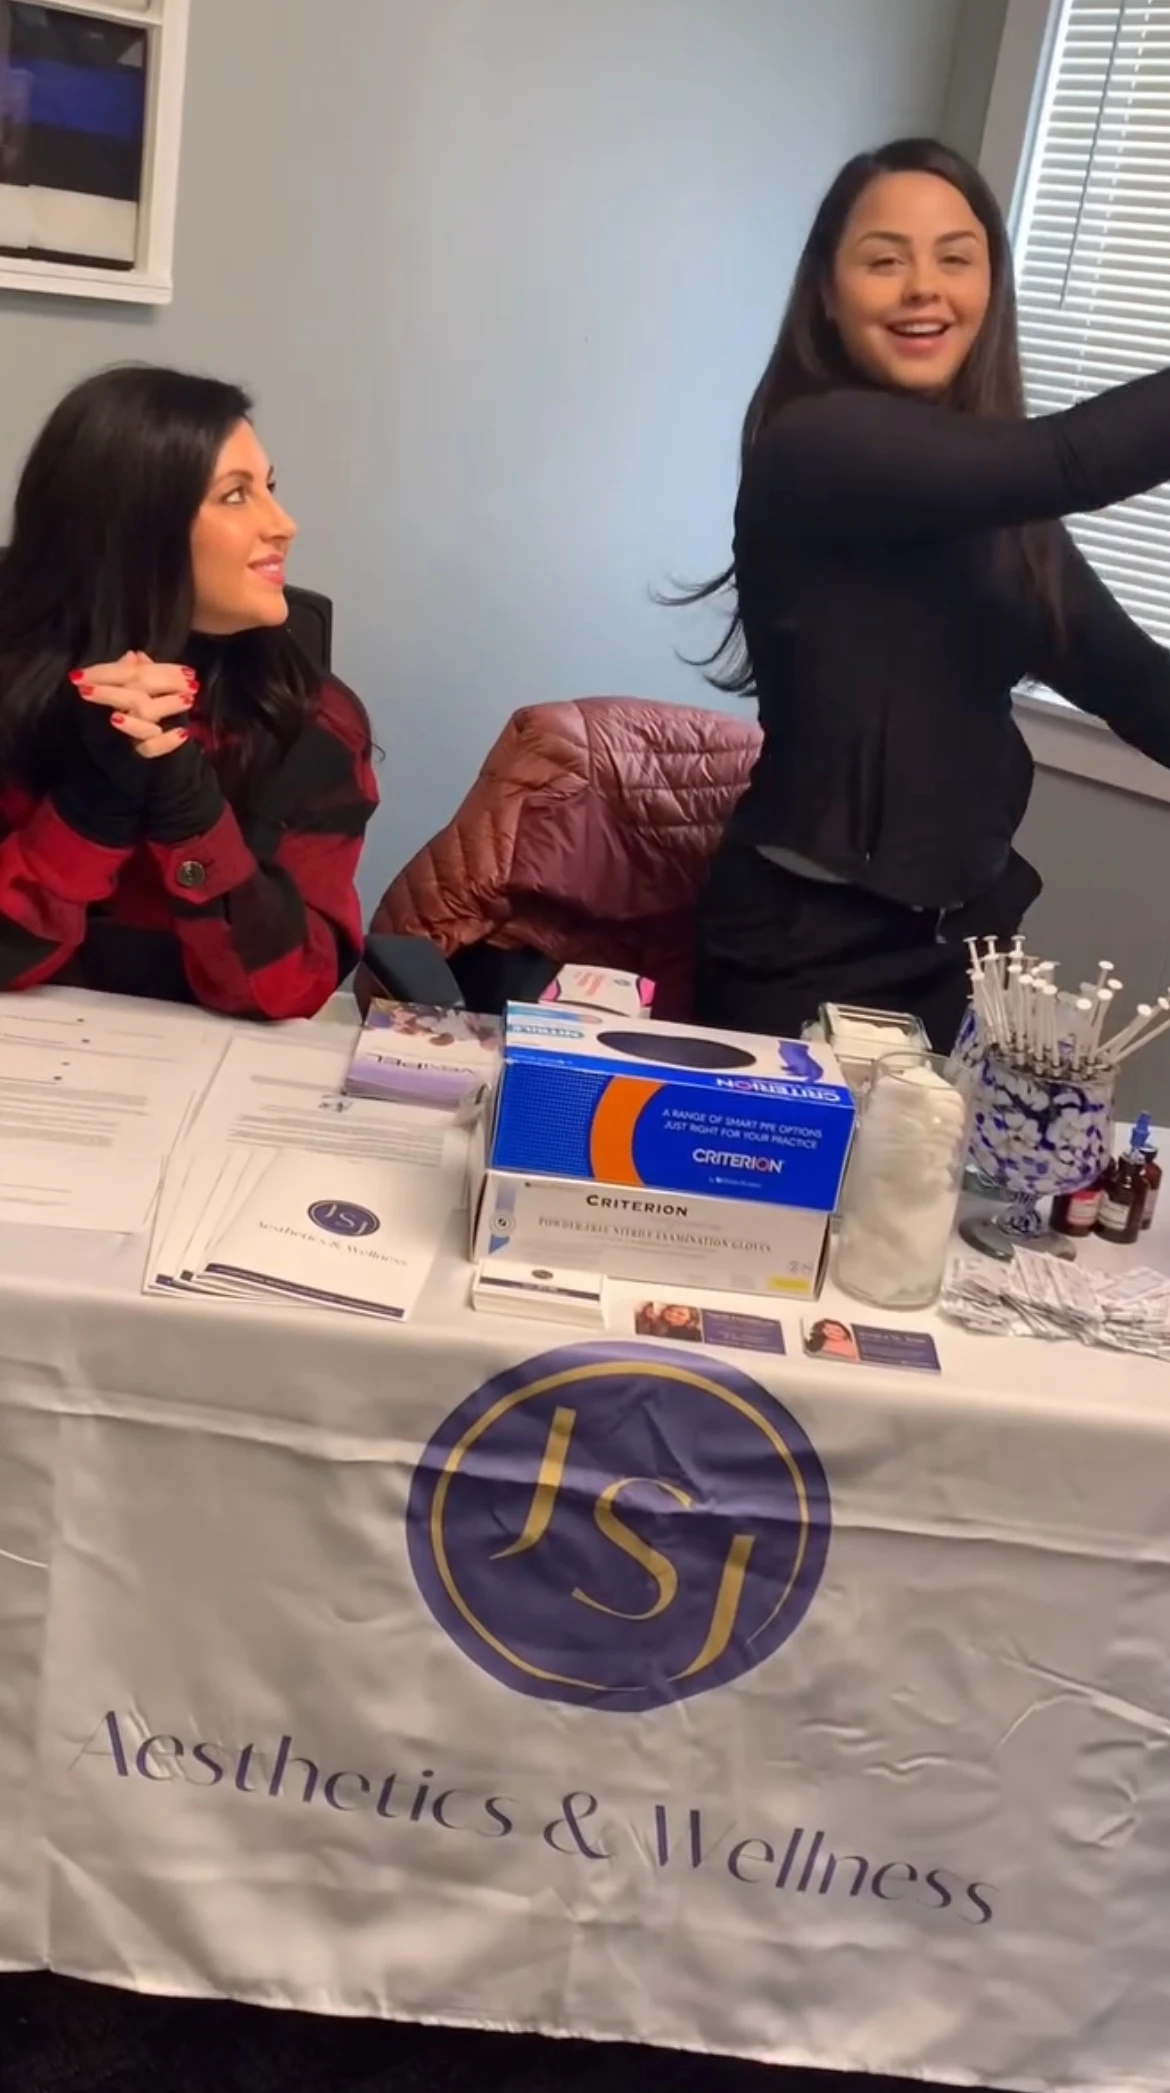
left=695, top=844, right=1042, bottom=1055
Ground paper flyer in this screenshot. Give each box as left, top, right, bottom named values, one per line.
left=200, top=1150, right=450, bottom=1320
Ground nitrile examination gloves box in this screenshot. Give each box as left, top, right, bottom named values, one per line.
left=471, top=1163, right=830, bottom=1301
left=489, top=1005, right=854, bottom=1211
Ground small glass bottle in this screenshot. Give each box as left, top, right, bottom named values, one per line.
left=1052, top=1177, right=1103, bottom=1239
left=1141, top=1145, right=1162, bottom=1232
left=1096, top=1115, right=1152, bottom=1246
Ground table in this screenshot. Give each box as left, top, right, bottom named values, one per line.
left=2, top=1000, right=1170, bottom=2092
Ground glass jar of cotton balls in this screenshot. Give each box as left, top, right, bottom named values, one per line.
left=835, top=1050, right=974, bottom=1311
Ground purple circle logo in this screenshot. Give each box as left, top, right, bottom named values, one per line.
left=407, top=1342, right=830, bottom=1712
left=307, top=1200, right=380, bottom=1238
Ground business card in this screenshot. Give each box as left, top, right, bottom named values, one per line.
left=802, top=1318, right=940, bottom=1372
left=632, top=1300, right=787, bottom=1355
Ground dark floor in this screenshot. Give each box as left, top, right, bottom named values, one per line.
left=0, top=1974, right=953, bottom=2093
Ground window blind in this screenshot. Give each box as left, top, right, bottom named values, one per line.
left=1014, top=0, right=1170, bottom=647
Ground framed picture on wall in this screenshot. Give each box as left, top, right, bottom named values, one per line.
left=0, top=0, right=189, bottom=303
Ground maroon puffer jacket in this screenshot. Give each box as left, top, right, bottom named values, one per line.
left=370, top=697, right=761, bottom=1017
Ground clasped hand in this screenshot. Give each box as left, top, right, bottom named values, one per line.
left=71, top=651, right=196, bottom=762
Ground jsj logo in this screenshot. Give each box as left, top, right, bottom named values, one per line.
left=307, top=1200, right=380, bottom=1238
left=407, top=1342, right=830, bottom=1713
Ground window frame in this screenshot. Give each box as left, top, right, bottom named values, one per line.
left=982, top=0, right=1170, bottom=808
left=0, top=0, right=189, bottom=305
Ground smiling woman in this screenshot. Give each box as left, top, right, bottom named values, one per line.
left=192, top=422, right=299, bottom=636
left=827, top=170, right=992, bottom=392
left=676, top=136, right=1170, bottom=1055
left=0, top=364, right=378, bottom=1018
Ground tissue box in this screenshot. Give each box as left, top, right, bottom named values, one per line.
left=539, top=966, right=654, bottom=1019
left=489, top=1005, right=854, bottom=1210
left=471, top=1163, right=830, bottom=1300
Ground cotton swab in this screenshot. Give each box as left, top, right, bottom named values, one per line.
left=965, top=949, right=1170, bottom=1079
left=1101, top=1002, right=1156, bottom=1061
left=1066, top=997, right=1095, bottom=1070
left=1098, top=993, right=1170, bottom=1063
left=1041, top=982, right=1060, bottom=1069
left=1114, top=1011, right=1170, bottom=1064
left=1088, top=989, right=1114, bottom=1055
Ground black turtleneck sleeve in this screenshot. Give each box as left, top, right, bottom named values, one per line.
left=737, top=369, right=1170, bottom=550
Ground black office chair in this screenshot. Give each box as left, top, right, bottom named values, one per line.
left=281, top=585, right=459, bottom=1003
left=285, top=586, right=334, bottom=675
left=361, top=933, right=466, bottom=1008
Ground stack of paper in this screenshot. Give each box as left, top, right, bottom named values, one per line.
left=146, top=1030, right=466, bottom=1316
left=0, top=992, right=226, bottom=1233
left=185, top=1149, right=447, bottom=1320
left=942, top=1253, right=1170, bottom=1360
left=471, top=1260, right=607, bottom=1328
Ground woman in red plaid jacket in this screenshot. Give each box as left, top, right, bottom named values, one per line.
left=0, top=365, right=378, bottom=1020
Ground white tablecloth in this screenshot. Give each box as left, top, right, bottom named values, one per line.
left=2, top=1006, right=1170, bottom=2092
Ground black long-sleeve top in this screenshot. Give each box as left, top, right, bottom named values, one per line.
left=729, top=373, right=1170, bottom=909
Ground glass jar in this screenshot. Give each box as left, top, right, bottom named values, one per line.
left=835, top=1049, right=974, bottom=1311
left=812, top=1003, right=930, bottom=1097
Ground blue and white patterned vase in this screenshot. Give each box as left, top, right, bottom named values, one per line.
left=948, top=1004, right=997, bottom=1197
left=947, top=1004, right=986, bottom=1086
left=968, top=1053, right=1115, bottom=1241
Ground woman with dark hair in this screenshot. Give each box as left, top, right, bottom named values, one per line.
left=805, top=1320, right=860, bottom=1363
left=689, top=138, right=1170, bottom=1051
left=0, top=365, right=377, bottom=1018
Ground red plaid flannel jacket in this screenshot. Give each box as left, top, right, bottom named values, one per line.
left=0, top=677, right=378, bottom=1020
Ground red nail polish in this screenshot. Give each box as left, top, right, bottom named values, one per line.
left=68, top=671, right=84, bottom=685
left=176, top=729, right=189, bottom=743
left=77, top=681, right=95, bottom=696
left=183, top=668, right=198, bottom=683
left=182, top=695, right=195, bottom=707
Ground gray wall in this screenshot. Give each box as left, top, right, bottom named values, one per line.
left=0, top=0, right=959, bottom=910
left=939, top=0, right=1009, bottom=161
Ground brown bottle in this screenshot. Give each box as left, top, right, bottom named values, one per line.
left=1052, top=1178, right=1103, bottom=1238
left=1141, top=1146, right=1162, bottom=1232
left=1095, top=1132, right=1149, bottom=1246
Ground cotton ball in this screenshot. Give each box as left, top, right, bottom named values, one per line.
left=836, top=1063, right=970, bottom=1309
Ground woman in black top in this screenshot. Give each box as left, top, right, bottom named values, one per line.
left=690, top=137, right=1170, bottom=1052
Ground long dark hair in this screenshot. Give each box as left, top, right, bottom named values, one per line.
left=0, top=364, right=317, bottom=797
left=675, top=137, right=1058, bottom=692
left=806, top=1319, right=851, bottom=1354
